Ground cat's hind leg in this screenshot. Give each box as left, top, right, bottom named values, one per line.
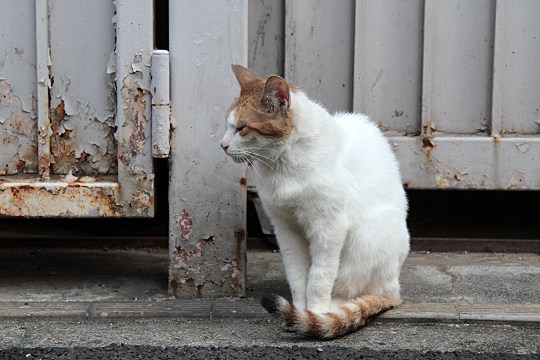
left=361, top=208, right=409, bottom=301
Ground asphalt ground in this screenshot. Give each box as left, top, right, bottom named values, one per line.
left=1, top=345, right=538, bottom=360
left=0, top=247, right=538, bottom=359
left=0, top=318, right=538, bottom=359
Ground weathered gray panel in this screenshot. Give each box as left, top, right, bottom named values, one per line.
left=392, top=136, right=540, bottom=190
left=354, top=0, right=423, bottom=135
left=0, top=1, right=38, bottom=175
left=248, top=0, right=284, bottom=77
left=49, top=0, right=117, bottom=176
left=169, top=0, right=247, bottom=297
left=285, top=0, right=355, bottom=113
left=424, top=0, right=494, bottom=134
left=499, top=0, right=540, bottom=135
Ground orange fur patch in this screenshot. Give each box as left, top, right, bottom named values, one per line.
left=229, top=68, right=294, bottom=140
left=328, top=312, right=347, bottom=336
left=282, top=302, right=299, bottom=327
left=306, top=311, right=323, bottom=336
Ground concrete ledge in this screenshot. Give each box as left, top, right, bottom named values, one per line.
left=380, top=303, right=540, bottom=326
left=0, top=300, right=538, bottom=326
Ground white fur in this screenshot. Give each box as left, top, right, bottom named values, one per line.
left=223, top=91, right=410, bottom=314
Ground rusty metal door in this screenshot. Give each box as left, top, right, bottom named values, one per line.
left=0, top=0, right=156, bottom=217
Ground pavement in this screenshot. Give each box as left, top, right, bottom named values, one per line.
left=0, top=245, right=538, bottom=358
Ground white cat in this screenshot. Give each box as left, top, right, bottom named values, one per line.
left=221, top=65, right=410, bottom=339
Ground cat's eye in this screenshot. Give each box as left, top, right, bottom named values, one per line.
left=236, top=124, right=246, bottom=132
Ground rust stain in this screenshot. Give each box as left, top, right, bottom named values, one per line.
left=0, top=183, right=123, bottom=217
left=130, top=189, right=153, bottom=215
left=50, top=98, right=117, bottom=176
left=420, top=122, right=436, bottom=157
left=178, top=210, right=194, bottom=240
left=121, top=82, right=149, bottom=163
left=174, top=238, right=214, bottom=267
left=175, top=231, right=215, bottom=263
left=56, top=101, right=66, bottom=121
left=432, top=159, right=468, bottom=189
left=0, top=79, right=38, bottom=175
left=15, top=160, right=26, bottom=172
left=421, top=134, right=435, bottom=154
left=170, top=279, right=179, bottom=295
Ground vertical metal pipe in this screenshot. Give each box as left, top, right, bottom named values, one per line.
left=490, top=0, right=505, bottom=137
left=36, top=0, right=51, bottom=178
left=421, top=0, right=434, bottom=135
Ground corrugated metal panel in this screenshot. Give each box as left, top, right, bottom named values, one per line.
left=285, top=0, right=355, bottom=113
left=424, top=0, right=495, bottom=135
left=248, top=0, right=285, bottom=77
left=354, top=0, right=424, bottom=135
left=248, top=0, right=539, bottom=190
left=497, top=0, right=540, bottom=135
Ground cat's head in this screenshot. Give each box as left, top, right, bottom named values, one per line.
left=220, top=65, right=293, bottom=164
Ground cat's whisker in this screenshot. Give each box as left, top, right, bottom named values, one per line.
left=242, top=162, right=254, bottom=186
left=246, top=157, right=265, bottom=185
left=246, top=152, right=279, bottom=176
left=243, top=149, right=278, bottom=167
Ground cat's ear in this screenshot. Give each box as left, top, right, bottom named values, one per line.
left=261, top=75, right=290, bottom=116
left=231, top=64, right=260, bottom=90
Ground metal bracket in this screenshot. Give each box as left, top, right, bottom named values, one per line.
left=150, top=50, right=170, bottom=158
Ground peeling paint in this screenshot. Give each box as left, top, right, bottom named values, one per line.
left=507, top=170, right=526, bottom=189
left=428, top=158, right=469, bottom=189
left=170, top=212, right=246, bottom=298
left=434, top=161, right=468, bottom=189
left=113, top=55, right=154, bottom=216
left=49, top=74, right=117, bottom=176
left=174, top=237, right=213, bottom=265
left=0, top=79, right=38, bottom=175
left=118, top=72, right=150, bottom=163
left=516, top=142, right=530, bottom=153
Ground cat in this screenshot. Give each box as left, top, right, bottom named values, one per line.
left=221, top=64, right=410, bottom=339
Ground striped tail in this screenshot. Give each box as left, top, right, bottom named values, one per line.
left=261, top=294, right=401, bottom=339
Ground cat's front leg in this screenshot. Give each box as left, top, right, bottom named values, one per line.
left=305, top=215, right=347, bottom=314
left=272, top=218, right=310, bottom=310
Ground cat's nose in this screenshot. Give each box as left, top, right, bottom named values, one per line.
left=221, top=143, right=229, bottom=153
